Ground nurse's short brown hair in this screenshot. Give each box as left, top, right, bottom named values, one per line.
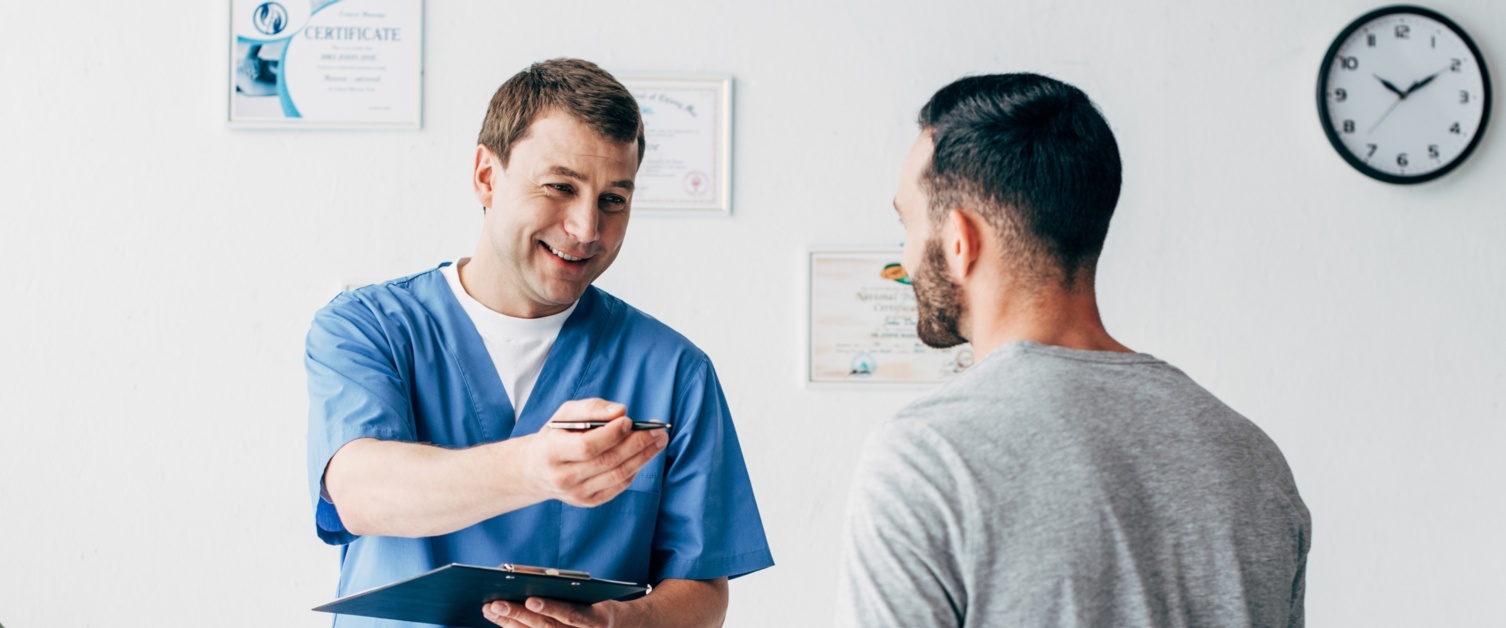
left=476, top=58, right=645, bottom=167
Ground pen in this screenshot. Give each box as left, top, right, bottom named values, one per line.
left=548, top=420, right=671, bottom=431
left=501, top=563, right=592, bottom=580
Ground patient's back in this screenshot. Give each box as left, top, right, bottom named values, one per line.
left=837, top=341, right=1310, bottom=628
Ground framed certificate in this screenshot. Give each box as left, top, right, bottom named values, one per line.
left=228, top=0, right=423, bottom=129
left=620, top=76, right=732, bottom=215
left=805, top=249, right=974, bottom=386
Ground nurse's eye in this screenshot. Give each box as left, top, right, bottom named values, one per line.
left=599, top=194, right=628, bottom=212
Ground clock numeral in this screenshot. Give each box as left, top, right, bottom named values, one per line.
left=1450, top=122, right=1462, bottom=134
left=1334, top=88, right=1348, bottom=102
left=1340, top=56, right=1359, bottom=70
left=1451, top=58, right=1462, bottom=72
left=1367, top=33, right=1377, bottom=47
left=1366, top=144, right=1378, bottom=159
left=1342, top=119, right=1355, bottom=134
left=1431, top=35, right=1436, bottom=48
left=1428, top=145, right=1440, bottom=159
left=1396, top=153, right=1409, bottom=168
left=1395, top=24, right=1410, bottom=39
left=1460, top=90, right=1470, bottom=104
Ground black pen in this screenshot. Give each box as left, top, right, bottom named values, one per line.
left=547, top=420, right=670, bottom=431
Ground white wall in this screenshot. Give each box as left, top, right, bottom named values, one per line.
left=2, top=0, right=1502, bottom=626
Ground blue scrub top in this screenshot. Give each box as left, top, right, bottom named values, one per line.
left=305, top=265, right=773, bottom=627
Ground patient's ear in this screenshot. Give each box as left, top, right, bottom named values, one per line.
left=946, top=208, right=985, bottom=280
left=472, top=145, right=500, bottom=210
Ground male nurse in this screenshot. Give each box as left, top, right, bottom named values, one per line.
left=306, top=58, right=773, bottom=628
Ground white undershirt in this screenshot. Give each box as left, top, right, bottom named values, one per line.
left=441, top=259, right=575, bottom=418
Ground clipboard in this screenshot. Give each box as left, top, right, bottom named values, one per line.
left=313, top=563, right=651, bottom=628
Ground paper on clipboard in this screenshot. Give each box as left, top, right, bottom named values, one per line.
left=313, top=563, right=650, bottom=627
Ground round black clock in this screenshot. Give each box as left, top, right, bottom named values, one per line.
left=1317, top=5, right=1491, bottom=184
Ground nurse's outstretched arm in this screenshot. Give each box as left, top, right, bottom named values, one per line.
left=323, top=399, right=669, bottom=538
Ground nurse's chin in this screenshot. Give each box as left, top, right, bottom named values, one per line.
left=531, top=283, right=591, bottom=310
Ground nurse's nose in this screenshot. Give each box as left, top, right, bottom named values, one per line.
left=561, top=194, right=600, bottom=245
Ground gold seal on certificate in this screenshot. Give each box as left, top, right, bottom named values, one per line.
left=807, top=250, right=973, bottom=385
left=229, top=0, right=422, bottom=128
left=621, top=77, right=732, bottom=214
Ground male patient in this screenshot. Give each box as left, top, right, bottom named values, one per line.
left=836, top=73, right=1310, bottom=626
left=306, top=58, right=772, bottom=628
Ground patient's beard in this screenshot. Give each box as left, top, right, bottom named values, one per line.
left=911, top=236, right=967, bottom=349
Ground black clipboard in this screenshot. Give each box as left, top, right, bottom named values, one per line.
left=313, top=563, right=650, bottom=628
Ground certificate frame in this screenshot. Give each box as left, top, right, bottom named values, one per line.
left=227, top=0, right=424, bottom=130
left=619, top=76, right=732, bottom=215
left=803, top=247, right=975, bottom=387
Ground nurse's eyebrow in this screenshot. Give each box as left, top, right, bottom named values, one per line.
left=548, top=165, right=635, bottom=191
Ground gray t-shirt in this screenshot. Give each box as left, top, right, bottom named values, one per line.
left=836, top=342, right=1310, bottom=627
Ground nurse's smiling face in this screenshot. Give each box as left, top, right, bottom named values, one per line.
left=469, top=112, right=638, bottom=318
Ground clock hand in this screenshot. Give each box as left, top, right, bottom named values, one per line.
left=1365, top=65, right=1449, bottom=134
left=1403, top=69, right=1446, bottom=96
left=1366, top=98, right=1405, bottom=135
left=1373, top=74, right=1407, bottom=99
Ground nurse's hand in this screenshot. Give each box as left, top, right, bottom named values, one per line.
left=482, top=579, right=726, bottom=628
left=482, top=597, right=618, bottom=628
left=524, top=399, right=668, bottom=508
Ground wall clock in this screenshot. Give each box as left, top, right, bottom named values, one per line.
left=1317, top=5, right=1491, bottom=184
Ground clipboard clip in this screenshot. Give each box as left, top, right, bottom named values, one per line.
left=501, top=563, right=592, bottom=581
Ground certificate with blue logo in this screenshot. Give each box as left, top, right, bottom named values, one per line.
left=229, top=0, right=422, bottom=128
left=806, top=249, right=973, bottom=385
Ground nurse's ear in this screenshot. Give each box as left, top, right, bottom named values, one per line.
left=472, top=145, right=502, bottom=212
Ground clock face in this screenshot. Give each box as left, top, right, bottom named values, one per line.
left=1318, top=6, right=1491, bottom=184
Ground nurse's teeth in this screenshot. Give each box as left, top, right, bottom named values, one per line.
left=547, top=245, right=583, bottom=262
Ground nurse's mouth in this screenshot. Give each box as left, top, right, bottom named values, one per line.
left=541, top=242, right=588, bottom=264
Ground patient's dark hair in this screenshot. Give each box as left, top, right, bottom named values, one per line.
left=918, top=73, right=1121, bottom=288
